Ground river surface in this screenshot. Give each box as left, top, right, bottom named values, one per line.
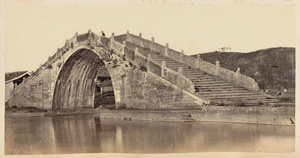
left=5, top=114, right=294, bottom=154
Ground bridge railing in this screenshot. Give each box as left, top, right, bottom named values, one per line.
left=10, top=32, right=84, bottom=96
left=124, top=32, right=259, bottom=91
left=110, top=35, right=195, bottom=93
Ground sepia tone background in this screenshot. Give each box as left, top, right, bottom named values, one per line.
left=0, top=0, right=299, bottom=157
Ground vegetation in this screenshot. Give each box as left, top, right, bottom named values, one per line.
left=192, top=47, right=295, bottom=91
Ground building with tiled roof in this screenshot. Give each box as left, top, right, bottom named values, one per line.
left=5, top=71, right=31, bottom=102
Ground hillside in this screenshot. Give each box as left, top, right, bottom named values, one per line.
left=191, top=47, right=295, bottom=92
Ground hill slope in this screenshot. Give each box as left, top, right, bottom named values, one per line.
left=191, top=47, right=295, bottom=91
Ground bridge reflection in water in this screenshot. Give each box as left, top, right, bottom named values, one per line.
left=5, top=114, right=294, bottom=154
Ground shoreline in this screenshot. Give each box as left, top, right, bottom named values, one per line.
left=5, top=105, right=295, bottom=126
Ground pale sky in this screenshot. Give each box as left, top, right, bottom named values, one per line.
left=5, top=4, right=295, bottom=72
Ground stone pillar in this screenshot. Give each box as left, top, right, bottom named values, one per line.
left=88, top=29, right=91, bottom=35
left=178, top=67, right=183, bottom=75
left=110, top=33, right=115, bottom=49
left=215, top=61, right=220, bottom=76
left=150, top=37, right=155, bottom=51
left=139, top=33, right=144, bottom=47
left=75, top=32, right=78, bottom=43
left=134, top=47, right=139, bottom=65
left=134, top=47, right=139, bottom=55
left=99, top=31, right=104, bottom=45
left=161, top=61, right=166, bottom=78
left=126, top=30, right=129, bottom=41
left=65, top=39, right=70, bottom=50
left=14, top=83, right=17, bottom=90
left=197, top=54, right=201, bottom=69
left=180, top=50, right=184, bottom=63
left=122, top=41, right=126, bottom=55
left=147, top=54, right=152, bottom=70
left=165, top=43, right=169, bottom=56
left=148, top=54, right=152, bottom=60
left=236, top=67, right=241, bottom=85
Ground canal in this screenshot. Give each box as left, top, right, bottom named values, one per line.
left=5, top=114, right=294, bottom=154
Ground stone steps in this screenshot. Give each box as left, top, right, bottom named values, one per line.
left=121, top=40, right=279, bottom=105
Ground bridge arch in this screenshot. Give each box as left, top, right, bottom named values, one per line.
left=52, top=48, right=115, bottom=111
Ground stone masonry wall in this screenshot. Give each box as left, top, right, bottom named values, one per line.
left=8, top=31, right=203, bottom=111
left=125, top=32, right=260, bottom=91
left=123, top=67, right=200, bottom=109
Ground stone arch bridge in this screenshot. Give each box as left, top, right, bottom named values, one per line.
left=8, top=30, right=277, bottom=111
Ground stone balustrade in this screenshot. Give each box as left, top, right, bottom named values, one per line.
left=110, top=35, right=195, bottom=93
left=124, top=32, right=259, bottom=91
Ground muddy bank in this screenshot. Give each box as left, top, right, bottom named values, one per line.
left=5, top=105, right=295, bottom=125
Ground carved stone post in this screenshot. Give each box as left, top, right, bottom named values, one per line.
left=178, top=67, right=183, bottom=75
left=150, top=37, right=155, bottom=51
left=75, top=32, right=78, bottom=43
left=122, top=41, right=126, bottom=55
left=215, top=61, right=220, bottom=76
left=197, top=54, right=201, bottom=69
left=147, top=54, right=152, bottom=70
left=236, top=67, right=241, bottom=85
left=180, top=50, right=184, bottom=63
left=126, top=30, right=129, bottom=41
left=65, top=39, right=70, bottom=51
left=139, top=33, right=144, bottom=47
left=110, top=33, right=115, bottom=49
left=161, top=61, right=166, bottom=78
left=165, top=43, right=169, bottom=56
left=134, top=47, right=139, bottom=65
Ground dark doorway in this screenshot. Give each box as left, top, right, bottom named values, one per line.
left=94, top=67, right=115, bottom=109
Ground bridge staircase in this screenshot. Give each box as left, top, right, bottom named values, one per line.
left=114, top=33, right=278, bottom=105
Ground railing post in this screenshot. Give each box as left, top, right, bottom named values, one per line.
left=134, top=47, right=139, bottom=65
left=165, top=43, right=169, bottom=56
left=65, top=39, right=70, bottom=50
left=110, top=32, right=115, bottom=49
left=180, top=50, right=184, bottom=63
left=147, top=54, right=152, bottom=70
left=148, top=54, right=152, bottom=60
left=122, top=41, right=126, bottom=55
left=126, top=30, right=129, bottom=41
left=215, top=61, right=220, bottom=76
left=75, top=32, right=78, bottom=43
left=139, top=33, right=144, bottom=47
left=178, top=67, right=183, bottom=75
left=57, top=48, right=62, bottom=58
left=134, top=47, right=139, bottom=55
left=197, top=54, right=201, bottom=69
left=236, top=67, right=241, bottom=85
left=150, top=37, right=155, bottom=51
left=161, top=61, right=166, bottom=78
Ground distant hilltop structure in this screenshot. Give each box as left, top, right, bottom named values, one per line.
left=218, top=47, right=231, bottom=52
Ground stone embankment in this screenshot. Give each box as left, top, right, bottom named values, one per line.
left=5, top=105, right=295, bottom=126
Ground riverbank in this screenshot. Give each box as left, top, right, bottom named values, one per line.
left=5, top=104, right=295, bottom=126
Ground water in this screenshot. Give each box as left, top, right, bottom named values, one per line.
left=5, top=114, right=294, bottom=154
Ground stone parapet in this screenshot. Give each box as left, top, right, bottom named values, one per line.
left=125, top=32, right=259, bottom=91
left=110, top=34, right=196, bottom=93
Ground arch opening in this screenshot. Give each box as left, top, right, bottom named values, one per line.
left=52, top=49, right=115, bottom=112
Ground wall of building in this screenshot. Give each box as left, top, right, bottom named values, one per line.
left=5, top=82, right=14, bottom=102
